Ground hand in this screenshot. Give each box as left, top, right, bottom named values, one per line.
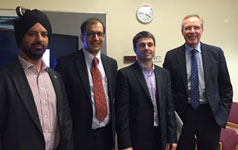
left=166, top=143, right=177, bottom=150
left=122, top=147, right=133, bottom=150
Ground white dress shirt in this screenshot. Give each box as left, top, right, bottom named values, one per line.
left=82, top=49, right=110, bottom=129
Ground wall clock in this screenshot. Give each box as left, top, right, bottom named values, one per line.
left=136, top=5, right=153, bottom=24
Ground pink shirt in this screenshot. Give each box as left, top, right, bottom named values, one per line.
left=18, top=56, right=60, bottom=150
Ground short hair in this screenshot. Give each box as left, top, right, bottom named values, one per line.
left=181, top=14, right=204, bottom=31
left=80, top=18, right=105, bottom=35
left=133, top=31, right=156, bottom=49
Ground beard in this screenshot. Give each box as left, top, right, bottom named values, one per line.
left=21, top=41, right=47, bottom=60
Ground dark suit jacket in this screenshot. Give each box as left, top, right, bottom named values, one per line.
left=0, top=59, right=73, bottom=150
left=163, top=43, right=233, bottom=128
left=54, top=49, right=117, bottom=150
left=115, top=61, right=177, bottom=150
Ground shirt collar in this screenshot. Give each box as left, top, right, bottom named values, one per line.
left=185, top=42, right=201, bottom=54
left=137, top=60, right=155, bottom=73
left=82, top=48, right=102, bottom=65
left=18, top=56, right=48, bottom=71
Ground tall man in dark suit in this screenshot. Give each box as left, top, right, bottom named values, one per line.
left=163, top=14, right=233, bottom=150
left=54, top=18, right=117, bottom=150
left=115, top=31, right=177, bottom=150
left=0, top=8, right=73, bottom=150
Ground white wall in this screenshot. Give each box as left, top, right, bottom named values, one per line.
left=1, top=0, right=237, bottom=101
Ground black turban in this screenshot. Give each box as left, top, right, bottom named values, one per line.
left=13, top=9, right=52, bottom=48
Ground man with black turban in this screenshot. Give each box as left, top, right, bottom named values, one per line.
left=0, top=7, right=73, bottom=150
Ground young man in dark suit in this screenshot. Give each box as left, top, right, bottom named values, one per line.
left=54, top=18, right=117, bottom=150
left=115, top=31, right=177, bottom=150
left=0, top=8, right=73, bottom=150
left=163, top=14, right=233, bottom=150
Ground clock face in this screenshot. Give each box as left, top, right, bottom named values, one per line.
left=137, top=5, right=153, bottom=24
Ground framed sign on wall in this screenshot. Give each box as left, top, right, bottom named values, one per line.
left=0, top=9, right=17, bottom=29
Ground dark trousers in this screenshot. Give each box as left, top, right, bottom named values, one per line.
left=178, top=104, right=221, bottom=150
left=88, top=124, right=113, bottom=150
left=153, top=127, right=162, bottom=150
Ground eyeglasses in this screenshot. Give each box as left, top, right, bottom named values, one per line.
left=84, top=32, right=105, bottom=38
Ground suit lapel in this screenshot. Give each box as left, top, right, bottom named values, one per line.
left=48, top=69, right=63, bottom=126
left=176, top=45, right=188, bottom=91
left=101, top=55, right=113, bottom=100
left=154, top=66, right=162, bottom=108
left=73, top=49, right=91, bottom=105
left=9, top=60, right=42, bottom=132
left=132, top=62, right=151, bottom=99
left=201, top=43, right=210, bottom=88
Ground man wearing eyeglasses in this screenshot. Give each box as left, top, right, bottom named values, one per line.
left=54, top=18, right=117, bottom=150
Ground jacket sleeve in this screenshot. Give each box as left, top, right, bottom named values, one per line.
left=115, top=70, right=132, bottom=149
left=0, top=69, right=7, bottom=150
left=217, top=48, right=233, bottom=127
left=165, top=71, right=177, bottom=143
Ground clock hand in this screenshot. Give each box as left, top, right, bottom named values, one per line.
left=145, top=14, right=152, bottom=18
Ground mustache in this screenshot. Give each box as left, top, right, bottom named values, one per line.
left=31, top=42, right=45, bottom=48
